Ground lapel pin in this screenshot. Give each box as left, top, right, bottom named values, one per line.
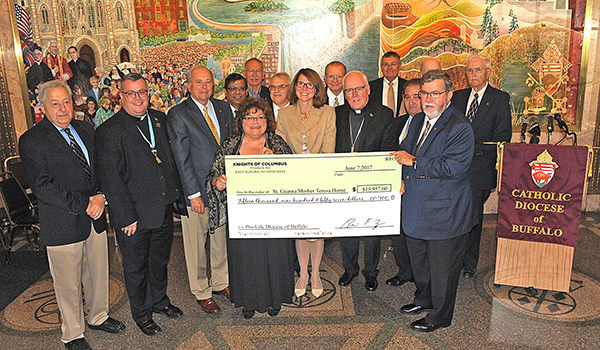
left=156, top=122, right=161, bottom=128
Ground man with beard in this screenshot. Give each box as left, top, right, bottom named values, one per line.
left=390, top=70, right=475, bottom=332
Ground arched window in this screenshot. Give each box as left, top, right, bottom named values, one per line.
left=96, top=1, right=104, bottom=28
left=88, top=2, right=96, bottom=28
left=68, top=2, right=76, bottom=29
left=60, top=2, right=68, bottom=31
left=115, top=3, right=124, bottom=22
left=40, top=5, right=50, bottom=25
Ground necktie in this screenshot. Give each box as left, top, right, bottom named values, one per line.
left=333, top=96, right=339, bottom=107
left=63, top=128, right=91, bottom=182
left=203, top=105, right=220, bottom=144
left=415, top=121, right=431, bottom=153
left=466, top=92, right=479, bottom=122
left=387, top=81, right=395, bottom=117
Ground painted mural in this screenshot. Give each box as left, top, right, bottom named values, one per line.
left=135, top=0, right=582, bottom=127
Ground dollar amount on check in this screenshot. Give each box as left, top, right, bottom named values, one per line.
left=225, top=152, right=402, bottom=239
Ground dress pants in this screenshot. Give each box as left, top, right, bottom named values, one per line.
left=339, top=236, right=381, bottom=278
left=115, top=205, right=173, bottom=325
left=46, top=226, right=109, bottom=343
left=462, top=188, right=491, bottom=272
left=181, top=207, right=228, bottom=300
left=390, top=228, right=413, bottom=281
left=406, top=233, right=467, bottom=326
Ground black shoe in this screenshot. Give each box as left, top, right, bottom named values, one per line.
left=64, top=338, right=92, bottom=350
left=365, top=277, right=378, bottom=291
left=338, top=272, right=359, bottom=286
left=137, top=319, right=161, bottom=336
left=462, top=268, right=476, bottom=278
left=400, top=303, right=433, bottom=315
left=242, top=309, right=255, bottom=319
left=385, top=276, right=411, bottom=286
left=153, top=304, right=183, bottom=318
left=88, top=317, right=125, bottom=334
left=267, top=306, right=280, bottom=317
left=410, top=318, right=450, bottom=332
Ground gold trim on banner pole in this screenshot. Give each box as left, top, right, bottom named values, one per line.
left=7, top=0, right=33, bottom=130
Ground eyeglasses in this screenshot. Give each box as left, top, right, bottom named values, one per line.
left=344, top=85, right=367, bottom=95
left=326, top=74, right=343, bottom=80
left=419, top=90, right=447, bottom=99
left=381, top=62, right=399, bottom=68
left=245, top=69, right=263, bottom=74
left=226, top=86, right=247, bottom=92
left=242, top=116, right=267, bottom=121
left=295, top=81, right=315, bottom=90
left=466, top=67, right=487, bottom=74
left=123, top=89, right=149, bottom=98
left=269, top=84, right=289, bottom=91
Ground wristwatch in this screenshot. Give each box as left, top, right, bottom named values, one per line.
left=412, top=157, right=417, bottom=168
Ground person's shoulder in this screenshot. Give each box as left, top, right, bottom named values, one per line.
left=19, top=120, right=47, bottom=144
left=96, top=110, right=125, bottom=132
left=369, top=77, right=383, bottom=85
left=210, top=98, right=232, bottom=112
left=486, top=85, right=510, bottom=99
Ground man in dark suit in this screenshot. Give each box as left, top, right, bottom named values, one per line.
left=451, top=55, right=512, bottom=278
left=369, top=52, right=407, bottom=118
left=391, top=70, right=475, bottom=332
left=20, top=80, right=124, bottom=350
left=223, top=73, right=248, bottom=115
left=67, top=46, right=94, bottom=93
left=96, top=73, right=184, bottom=336
left=167, top=66, right=234, bottom=314
left=243, top=58, right=271, bottom=103
left=335, top=71, right=398, bottom=291
left=269, top=72, right=291, bottom=120
left=26, top=45, right=53, bottom=93
left=384, top=78, right=422, bottom=287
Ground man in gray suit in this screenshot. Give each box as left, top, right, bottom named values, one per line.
left=167, top=66, right=234, bottom=314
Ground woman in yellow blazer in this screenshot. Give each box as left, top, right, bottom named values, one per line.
left=276, top=68, right=336, bottom=299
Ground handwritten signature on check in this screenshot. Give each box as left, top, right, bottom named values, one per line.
left=338, top=218, right=390, bottom=230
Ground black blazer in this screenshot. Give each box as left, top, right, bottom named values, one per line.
left=19, top=118, right=107, bottom=246
left=369, top=77, right=408, bottom=117
left=334, top=100, right=398, bottom=153
left=95, top=108, right=185, bottom=230
left=451, top=86, right=512, bottom=190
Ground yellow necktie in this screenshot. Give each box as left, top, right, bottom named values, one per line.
left=387, top=81, right=395, bottom=117
left=333, top=96, right=339, bottom=107
left=203, top=105, right=220, bottom=144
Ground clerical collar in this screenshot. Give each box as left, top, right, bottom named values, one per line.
left=352, top=108, right=362, bottom=115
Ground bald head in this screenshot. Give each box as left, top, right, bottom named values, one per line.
left=420, top=58, right=442, bottom=76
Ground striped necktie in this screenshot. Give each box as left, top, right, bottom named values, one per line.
left=63, top=127, right=91, bottom=182
left=466, top=92, right=479, bottom=122
left=415, top=121, right=431, bottom=153
left=203, top=105, right=220, bottom=144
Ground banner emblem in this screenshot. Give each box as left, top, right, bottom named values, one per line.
left=529, top=149, right=558, bottom=188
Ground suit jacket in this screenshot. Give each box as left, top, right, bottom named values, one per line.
left=400, top=105, right=476, bottom=240
left=276, top=104, right=336, bottom=154
left=95, top=108, right=184, bottom=230
left=259, top=85, right=272, bottom=104
left=395, top=113, right=411, bottom=145
left=167, top=97, right=234, bottom=204
left=334, top=100, right=398, bottom=153
left=451, top=86, right=512, bottom=190
left=68, top=58, right=93, bottom=91
left=369, top=77, right=408, bottom=117
left=87, top=87, right=101, bottom=103
left=19, top=118, right=107, bottom=246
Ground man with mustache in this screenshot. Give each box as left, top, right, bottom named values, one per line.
left=391, top=70, right=475, bottom=332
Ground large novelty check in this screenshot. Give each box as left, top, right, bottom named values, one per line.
left=225, top=152, right=402, bottom=239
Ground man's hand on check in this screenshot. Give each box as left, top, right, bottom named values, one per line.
left=389, top=151, right=414, bottom=166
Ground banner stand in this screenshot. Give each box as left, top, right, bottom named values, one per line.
left=493, top=144, right=592, bottom=293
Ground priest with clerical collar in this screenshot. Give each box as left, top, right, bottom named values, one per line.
left=334, top=70, right=399, bottom=292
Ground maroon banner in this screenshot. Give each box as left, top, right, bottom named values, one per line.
left=497, top=143, right=588, bottom=247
